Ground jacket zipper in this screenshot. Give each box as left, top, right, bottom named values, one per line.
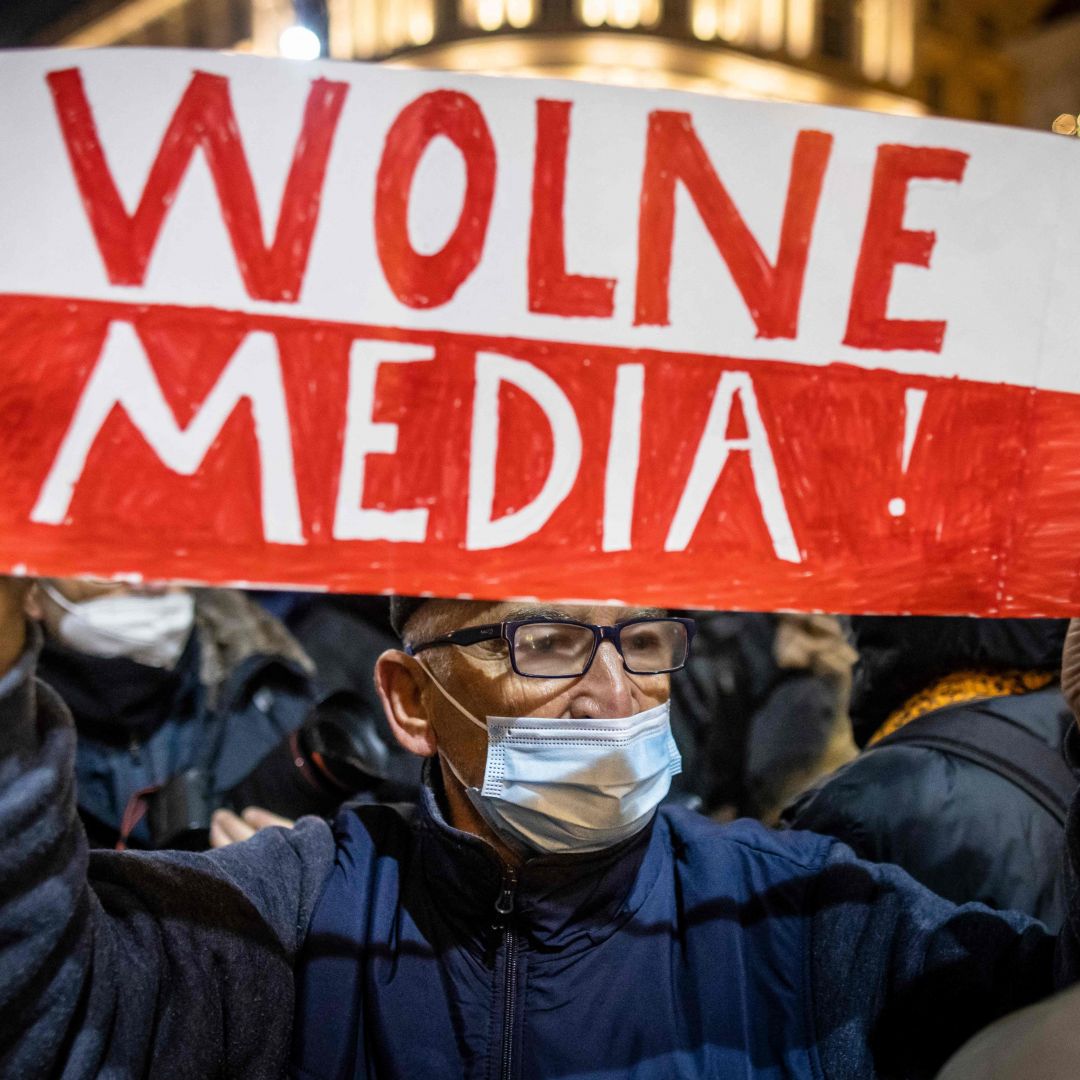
left=494, top=868, right=518, bottom=1080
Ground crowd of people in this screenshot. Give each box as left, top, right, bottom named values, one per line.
left=0, top=577, right=1078, bottom=1078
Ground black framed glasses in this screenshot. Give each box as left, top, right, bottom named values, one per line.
left=406, top=616, right=696, bottom=679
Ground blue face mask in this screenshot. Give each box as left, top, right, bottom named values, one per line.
left=417, top=661, right=682, bottom=856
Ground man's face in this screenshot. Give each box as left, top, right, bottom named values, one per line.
left=408, top=601, right=672, bottom=792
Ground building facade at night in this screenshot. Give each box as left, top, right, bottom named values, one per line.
left=26, top=1, right=1050, bottom=124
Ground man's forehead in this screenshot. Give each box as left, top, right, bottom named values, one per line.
left=457, top=601, right=666, bottom=627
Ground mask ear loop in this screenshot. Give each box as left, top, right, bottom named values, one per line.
left=412, top=656, right=488, bottom=790
left=39, top=582, right=132, bottom=646
left=413, top=656, right=536, bottom=855
left=39, top=581, right=81, bottom=616
left=412, top=656, right=488, bottom=731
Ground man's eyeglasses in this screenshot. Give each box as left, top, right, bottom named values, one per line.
left=406, top=617, right=696, bottom=679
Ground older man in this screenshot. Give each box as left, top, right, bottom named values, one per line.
left=0, top=583, right=1078, bottom=1079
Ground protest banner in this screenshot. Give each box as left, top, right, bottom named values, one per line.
left=0, top=47, right=1077, bottom=615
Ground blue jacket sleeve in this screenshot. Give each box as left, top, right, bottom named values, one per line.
left=0, top=630, right=337, bottom=1080
left=809, top=831, right=1072, bottom=1080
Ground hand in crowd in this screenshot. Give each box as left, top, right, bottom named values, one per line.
left=209, top=805, right=295, bottom=848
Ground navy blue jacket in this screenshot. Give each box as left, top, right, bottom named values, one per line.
left=1, top=636, right=1078, bottom=1080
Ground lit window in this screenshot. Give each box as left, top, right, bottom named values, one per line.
left=786, top=0, right=816, bottom=58
left=461, top=0, right=537, bottom=31
left=339, top=0, right=436, bottom=54
left=577, top=0, right=662, bottom=29
left=886, top=0, right=914, bottom=86
left=690, top=0, right=785, bottom=48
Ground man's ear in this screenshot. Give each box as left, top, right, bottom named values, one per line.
left=375, top=650, right=438, bottom=757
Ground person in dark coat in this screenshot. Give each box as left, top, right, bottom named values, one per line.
left=30, top=579, right=402, bottom=849
left=785, top=616, right=1075, bottom=928
left=933, top=618, right=1080, bottom=1078
left=3, top=584, right=1080, bottom=1079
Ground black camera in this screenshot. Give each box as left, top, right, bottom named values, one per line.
left=143, top=691, right=402, bottom=849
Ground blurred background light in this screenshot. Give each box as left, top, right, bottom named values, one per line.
left=279, top=22, right=321, bottom=58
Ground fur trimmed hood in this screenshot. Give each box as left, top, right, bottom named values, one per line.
left=193, top=589, right=314, bottom=706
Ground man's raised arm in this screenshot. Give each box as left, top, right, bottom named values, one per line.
left=0, top=580, right=335, bottom=1079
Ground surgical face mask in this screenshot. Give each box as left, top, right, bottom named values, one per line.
left=42, top=583, right=195, bottom=670
left=417, top=661, right=682, bottom=856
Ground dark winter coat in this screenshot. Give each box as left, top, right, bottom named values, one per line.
left=4, top=632, right=1080, bottom=1080
left=787, top=687, right=1076, bottom=929
left=785, top=618, right=1076, bottom=929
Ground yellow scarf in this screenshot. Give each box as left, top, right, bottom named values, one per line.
left=868, top=669, right=1056, bottom=746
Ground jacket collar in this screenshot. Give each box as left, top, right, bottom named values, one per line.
left=415, top=760, right=666, bottom=957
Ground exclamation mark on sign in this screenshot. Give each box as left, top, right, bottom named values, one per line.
left=888, top=388, right=927, bottom=518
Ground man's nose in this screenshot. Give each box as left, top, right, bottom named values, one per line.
left=573, top=640, right=636, bottom=718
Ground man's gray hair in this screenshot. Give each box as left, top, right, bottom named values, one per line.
left=389, top=597, right=429, bottom=640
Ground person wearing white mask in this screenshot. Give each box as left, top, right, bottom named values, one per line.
left=25, top=579, right=333, bottom=848
left=4, top=588, right=1080, bottom=1080
left=35, top=580, right=197, bottom=669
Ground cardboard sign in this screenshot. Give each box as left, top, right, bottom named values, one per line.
left=1, top=48, right=1079, bottom=615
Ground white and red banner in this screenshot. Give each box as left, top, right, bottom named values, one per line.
left=1, top=48, right=1078, bottom=615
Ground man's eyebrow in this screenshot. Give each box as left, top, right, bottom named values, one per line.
left=500, top=605, right=574, bottom=622
left=629, top=607, right=667, bottom=620
left=496, top=606, right=670, bottom=623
